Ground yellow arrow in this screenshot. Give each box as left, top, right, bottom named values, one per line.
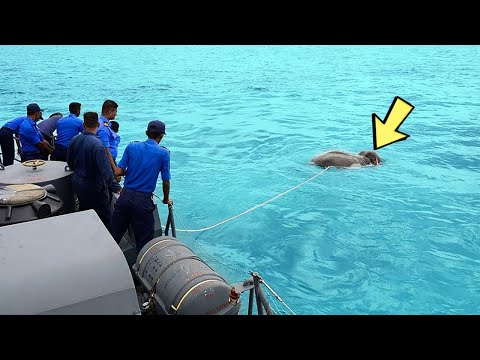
left=372, top=96, right=414, bottom=150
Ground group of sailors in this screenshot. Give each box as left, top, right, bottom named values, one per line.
left=0, top=101, right=121, bottom=166
left=0, top=100, right=173, bottom=255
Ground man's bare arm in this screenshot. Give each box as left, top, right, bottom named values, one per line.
left=114, top=166, right=126, bottom=177
left=162, top=180, right=173, bottom=205
left=37, top=140, right=54, bottom=154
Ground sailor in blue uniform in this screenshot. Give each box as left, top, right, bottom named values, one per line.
left=0, top=115, right=26, bottom=166
left=110, top=120, right=121, bottom=160
left=18, top=103, right=54, bottom=162
left=37, top=112, right=63, bottom=146
left=52, top=102, right=83, bottom=161
left=97, top=99, right=118, bottom=173
left=67, top=111, right=121, bottom=232
left=111, top=120, right=173, bottom=254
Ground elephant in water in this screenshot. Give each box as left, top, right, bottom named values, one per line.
left=311, top=150, right=381, bottom=168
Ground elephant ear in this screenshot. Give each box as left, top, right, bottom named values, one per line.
left=359, top=151, right=381, bottom=165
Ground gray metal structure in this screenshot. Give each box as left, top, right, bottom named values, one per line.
left=0, top=160, right=75, bottom=213
left=0, top=209, right=141, bottom=315
left=0, top=184, right=63, bottom=226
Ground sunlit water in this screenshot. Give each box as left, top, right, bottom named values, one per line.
left=1, top=45, right=479, bottom=314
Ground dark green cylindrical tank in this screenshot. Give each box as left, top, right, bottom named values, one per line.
left=133, top=236, right=241, bottom=315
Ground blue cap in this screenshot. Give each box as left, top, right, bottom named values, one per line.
left=27, top=103, right=44, bottom=113
left=147, top=120, right=166, bottom=134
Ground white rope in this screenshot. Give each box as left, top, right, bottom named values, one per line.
left=167, top=167, right=330, bottom=233
left=175, top=211, right=251, bottom=275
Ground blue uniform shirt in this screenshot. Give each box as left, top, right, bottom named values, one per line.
left=19, top=118, right=44, bottom=153
left=55, top=113, right=83, bottom=147
left=114, top=133, right=121, bottom=148
left=2, top=116, right=28, bottom=135
left=118, top=139, right=171, bottom=194
left=97, top=115, right=117, bottom=159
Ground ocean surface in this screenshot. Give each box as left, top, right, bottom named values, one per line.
left=1, top=45, right=479, bottom=315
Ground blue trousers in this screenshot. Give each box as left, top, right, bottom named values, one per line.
left=111, top=188, right=156, bottom=254
left=0, top=127, right=15, bottom=166
left=21, top=151, right=48, bottom=162
left=73, top=177, right=112, bottom=233
left=51, top=144, right=67, bottom=162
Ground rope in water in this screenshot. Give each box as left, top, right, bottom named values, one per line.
left=156, top=166, right=330, bottom=233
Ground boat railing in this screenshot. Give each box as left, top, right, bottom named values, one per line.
left=229, top=272, right=275, bottom=315
left=163, top=203, right=176, bottom=238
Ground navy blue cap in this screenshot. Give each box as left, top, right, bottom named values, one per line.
left=147, top=120, right=166, bottom=134
left=27, top=103, right=44, bottom=113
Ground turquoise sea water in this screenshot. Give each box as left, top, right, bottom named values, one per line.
left=1, top=45, right=479, bottom=315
